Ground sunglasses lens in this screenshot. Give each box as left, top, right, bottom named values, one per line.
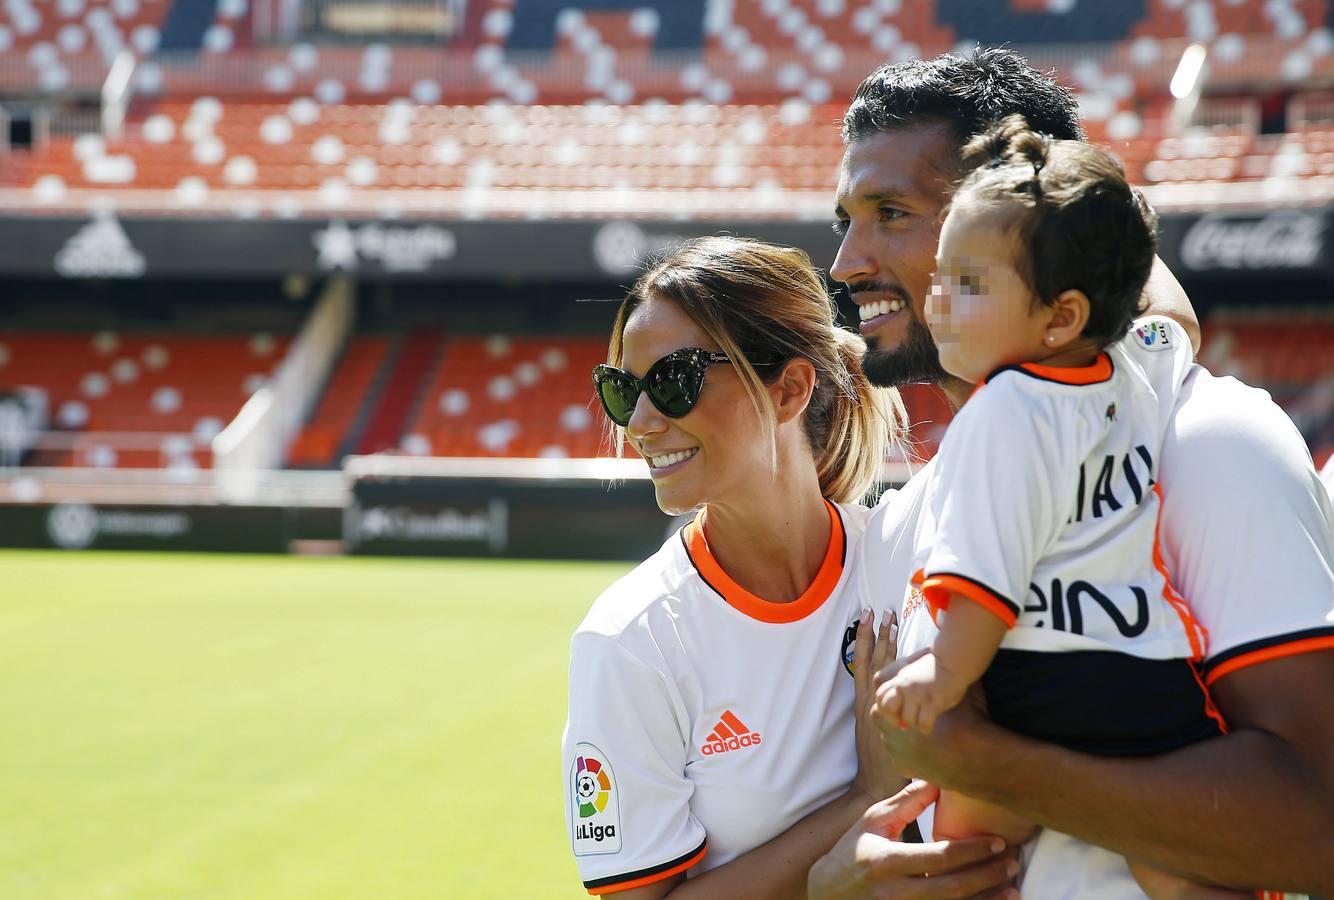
left=648, top=356, right=703, bottom=417
left=596, top=370, right=638, bottom=426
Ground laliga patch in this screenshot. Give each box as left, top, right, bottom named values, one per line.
left=571, top=743, right=622, bottom=856
left=1134, top=320, right=1173, bottom=352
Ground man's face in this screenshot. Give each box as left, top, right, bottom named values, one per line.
left=832, top=124, right=960, bottom=388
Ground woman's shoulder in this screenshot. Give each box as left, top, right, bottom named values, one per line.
left=575, top=527, right=695, bottom=645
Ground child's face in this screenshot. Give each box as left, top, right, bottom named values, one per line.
left=927, top=200, right=1050, bottom=385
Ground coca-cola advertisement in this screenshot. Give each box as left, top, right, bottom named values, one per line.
left=1161, top=210, right=1332, bottom=281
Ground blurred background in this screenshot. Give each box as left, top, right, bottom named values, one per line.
left=0, top=1, right=1331, bottom=897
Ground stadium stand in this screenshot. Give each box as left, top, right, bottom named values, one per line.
left=1199, top=308, right=1334, bottom=468
left=0, top=0, right=1329, bottom=476
left=401, top=334, right=606, bottom=460
left=0, top=329, right=288, bottom=468
left=5, top=1, right=1334, bottom=215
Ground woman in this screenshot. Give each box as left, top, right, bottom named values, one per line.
left=562, top=236, right=908, bottom=897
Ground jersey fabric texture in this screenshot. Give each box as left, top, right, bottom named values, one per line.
left=562, top=499, right=871, bottom=895
left=857, top=345, right=1333, bottom=899
left=914, top=316, right=1221, bottom=754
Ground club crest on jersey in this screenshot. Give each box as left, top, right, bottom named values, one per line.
left=841, top=619, right=859, bottom=676
left=1134, top=320, right=1173, bottom=352
left=571, top=743, right=622, bottom=856
left=700, top=710, right=762, bottom=755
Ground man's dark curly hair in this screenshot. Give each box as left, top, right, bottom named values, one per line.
left=843, top=47, right=1085, bottom=147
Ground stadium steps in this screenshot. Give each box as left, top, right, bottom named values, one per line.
left=335, top=332, right=405, bottom=461
left=330, top=336, right=402, bottom=464
left=286, top=334, right=393, bottom=469
left=353, top=329, right=442, bottom=456
left=391, top=334, right=451, bottom=456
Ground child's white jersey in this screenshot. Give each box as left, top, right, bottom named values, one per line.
left=917, top=317, right=1205, bottom=660
left=562, top=499, right=870, bottom=895
left=856, top=353, right=1333, bottom=898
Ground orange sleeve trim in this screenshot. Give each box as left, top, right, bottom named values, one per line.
left=1205, top=635, right=1334, bottom=686
left=1147, top=483, right=1226, bottom=731
left=921, top=573, right=1020, bottom=628
left=1148, top=485, right=1209, bottom=661
left=586, top=843, right=708, bottom=895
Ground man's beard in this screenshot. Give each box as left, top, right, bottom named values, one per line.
left=861, top=313, right=949, bottom=388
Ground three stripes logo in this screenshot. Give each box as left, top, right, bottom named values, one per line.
left=700, top=710, right=762, bottom=756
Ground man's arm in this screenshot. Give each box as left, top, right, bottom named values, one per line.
left=1143, top=256, right=1201, bottom=354
left=873, top=649, right=1334, bottom=894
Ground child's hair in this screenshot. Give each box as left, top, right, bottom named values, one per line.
left=954, top=114, right=1157, bottom=348
left=605, top=236, right=908, bottom=504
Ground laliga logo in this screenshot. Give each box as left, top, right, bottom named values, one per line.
left=571, top=743, right=622, bottom=855
left=700, top=711, right=762, bottom=755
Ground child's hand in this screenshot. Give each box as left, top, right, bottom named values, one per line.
left=872, top=651, right=971, bottom=735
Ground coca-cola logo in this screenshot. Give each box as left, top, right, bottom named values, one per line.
left=1179, top=212, right=1325, bottom=272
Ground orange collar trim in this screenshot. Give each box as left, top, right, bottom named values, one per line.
left=973, top=353, right=1114, bottom=401
left=683, top=499, right=846, bottom=624
left=1016, top=352, right=1114, bottom=386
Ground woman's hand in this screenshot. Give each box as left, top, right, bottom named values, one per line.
left=852, top=609, right=908, bottom=805
left=809, top=781, right=1021, bottom=900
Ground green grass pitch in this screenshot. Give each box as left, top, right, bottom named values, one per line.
left=0, top=550, right=631, bottom=899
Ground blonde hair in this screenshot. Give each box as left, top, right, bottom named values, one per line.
left=604, top=236, right=907, bottom=504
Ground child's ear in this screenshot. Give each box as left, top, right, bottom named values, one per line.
left=1044, top=289, right=1091, bottom=347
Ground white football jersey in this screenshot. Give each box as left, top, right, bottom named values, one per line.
left=916, top=316, right=1203, bottom=661
left=563, top=500, right=871, bottom=895
left=858, top=342, right=1334, bottom=898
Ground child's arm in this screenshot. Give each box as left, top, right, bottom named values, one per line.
left=875, top=594, right=1009, bottom=734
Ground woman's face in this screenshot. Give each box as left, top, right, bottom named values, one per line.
left=619, top=296, right=771, bottom=517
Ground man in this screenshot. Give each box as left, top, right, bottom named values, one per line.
left=811, top=49, right=1334, bottom=898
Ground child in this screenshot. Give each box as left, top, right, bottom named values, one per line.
left=873, top=115, right=1251, bottom=899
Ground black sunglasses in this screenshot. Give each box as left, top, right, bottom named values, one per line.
left=592, top=347, right=777, bottom=427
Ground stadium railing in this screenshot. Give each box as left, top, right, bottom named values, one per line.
left=213, top=275, right=353, bottom=501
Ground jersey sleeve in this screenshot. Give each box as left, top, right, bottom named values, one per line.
left=919, top=379, right=1070, bottom=627
left=562, top=632, right=707, bottom=894
left=1159, top=368, right=1334, bottom=686
left=1126, top=315, right=1196, bottom=434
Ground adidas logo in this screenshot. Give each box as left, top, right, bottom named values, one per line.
left=700, top=710, right=762, bottom=756
left=54, top=213, right=146, bottom=279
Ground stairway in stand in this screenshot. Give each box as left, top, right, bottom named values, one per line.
left=353, top=329, right=442, bottom=456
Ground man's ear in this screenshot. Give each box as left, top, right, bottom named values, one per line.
left=1044, top=289, right=1091, bottom=348
left=771, top=357, right=817, bottom=426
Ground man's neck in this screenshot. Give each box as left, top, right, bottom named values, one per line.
left=940, top=375, right=973, bottom=412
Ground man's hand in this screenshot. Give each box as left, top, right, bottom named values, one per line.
left=809, top=781, right=1019, bottom=900
left=870, top=650, right=997, bottom=790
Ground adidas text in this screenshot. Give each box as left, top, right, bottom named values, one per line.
left=701, top=732, right=762, bottom=755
